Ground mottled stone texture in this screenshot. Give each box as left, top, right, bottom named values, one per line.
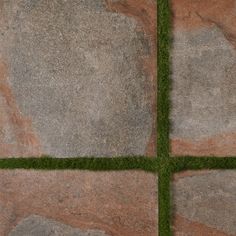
left=0, top=0, right=157, bottom=157
left=0, top=170, right=158, bottom=236
left=171, top=0, right=236, bottom=156
left=173, top=171, right=236, bottom=235
left=9, top=215, right=109, bottom=236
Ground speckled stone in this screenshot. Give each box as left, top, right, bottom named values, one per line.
left=173, top=170, right=236, bottom=235
left=0, top=0, right=157, bottom=157
left=171, top=0, right=236, bottom=156
left=9, top=215, right=109, bottom=236
left=0, top=170, right=158, bottom=236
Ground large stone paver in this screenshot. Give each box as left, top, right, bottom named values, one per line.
left=173, top=171, right=236, bottom=235
left=0, top=170, right=158, bottom=236
left=0, top=0, right=157, bottom=157
left=9, top=215, right=109, bottom=236
left=170, top=0, right=236, bottom=156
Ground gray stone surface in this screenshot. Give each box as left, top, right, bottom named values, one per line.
left=0, top=170, right=158, bottom=236
left=9, top=215, right=109, bottom=236
left=173, top=171, right=236, bottom=235
left=171, top=26, right=236, bottom=141
left=0, top=0, right=153, bottom=157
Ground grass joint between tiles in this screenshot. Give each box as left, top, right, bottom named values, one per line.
left=1, top=0, right=236, bottom=236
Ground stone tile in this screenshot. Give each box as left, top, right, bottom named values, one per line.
left=172, top=170, right=236, bottom=235
left=0, top=0, right=157, bottom=158
left=170, top=0, right=236, bottom=156
left=9, top=215, right=109, bottom=236
left=0, top=170, right=158, bottom=236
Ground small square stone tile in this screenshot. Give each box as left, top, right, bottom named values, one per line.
left=0, top=0, right=157, bottom=158
left=170, top=0, right=236, bottom=156
left=0, top=170, right=158, bottom=236
left=172, top=170, right=236, bottom=235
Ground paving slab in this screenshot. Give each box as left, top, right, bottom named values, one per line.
left=0, top=170, right=158, bottom=236
left=0, top=0, right=157, bottom=158
left=9, top=215, right=109, bottom=236
left=172, top=170, right=236, bottom=235
left=170, top=0, right=236, bottom=156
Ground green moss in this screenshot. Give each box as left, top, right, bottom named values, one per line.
left=0, top=156, right=158, bottom=172
left=1, top=1, right=236, bottom=236
left=157, top=0, right=171, bottom=158
left=157, top=0, right=172, bottom=234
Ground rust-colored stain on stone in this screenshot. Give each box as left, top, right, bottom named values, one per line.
left=173, top=215, right=230, bottom=236
left=106, top=0, right=157, bottom=156
left=0, top=61, right=41, bottom=157
left=171, top=0, right=236, bottom=156
left=172, top=133, right=236, bottom=156
left=0, top=0, right=157, bottom=158
left=0, top=170, right=157, bottom=236
left=172, top=0, right=236, bottom=34
left=173, top=171, right=236, bottom=235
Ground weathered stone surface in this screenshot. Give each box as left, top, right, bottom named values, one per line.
left=171, top=0, right=236, bottom=156
left=173, top=171, right=236, bottom=235
left=9, top=215, right=109, bottom=236
left=0, top=0, right=157, bottom=157
left=0, top=170, right=158, bottom=236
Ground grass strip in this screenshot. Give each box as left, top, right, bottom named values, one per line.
left=157, top=0, right=171, bottom=158
left=0, top=156, right=158, bottom=172
left=157, top=0, right=173, bottom=235
left=159, top=161, right=172, bottom=236
left=2, top=1, right=236, bottom=236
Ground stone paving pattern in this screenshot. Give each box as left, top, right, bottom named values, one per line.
left=173, top=170, right=236, bottom=235
left=1, top=0, right=236, bottom=236
left=0, top=170, right=157, bottom=236
left=171, top=0, right=236, bottom=156
left=171, top=1, right=236, bottom=233
left=0, top=0, right=157, bottom=158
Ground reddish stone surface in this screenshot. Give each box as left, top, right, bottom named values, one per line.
left=0, top=0, right=157, bottom=158
left=171, top=0, right=236, bottom=156
left=173, top=215, right=229, bottom=236
left=106, top=0, right=157, bottom=156
left=173, top=171, right=236, bottom=235
left=172, top=0, right=236, bottom=40
left=0, top=61, right=42, bottom=157
left=0, top=170, right=158, bottom=236
left=172, top=170, right=212, bottom=181
left=172, top=133, right=236, bottom=157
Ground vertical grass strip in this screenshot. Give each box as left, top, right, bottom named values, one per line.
left=157, top=0, right=171, bottom=158
left=159, top=163, right=172, bottom=236
left=157, top=0, right=172, bottom=234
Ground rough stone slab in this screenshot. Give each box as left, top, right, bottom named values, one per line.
left=0, top=0, right=157, bottom=158
left=172, top=170, right=236, bottom=235
left=0, top=170, right=158, bottom=236
left=9, top=215, right=109, bottom=236
left=170, top=0, right=236, bottom=156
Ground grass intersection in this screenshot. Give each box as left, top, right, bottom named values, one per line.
left=0, top=0, right=236, bottom=235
